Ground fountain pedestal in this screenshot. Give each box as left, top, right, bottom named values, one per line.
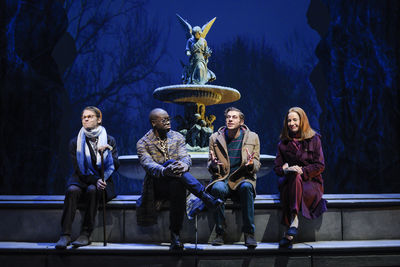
left=153, top=84, right=241, bottom=150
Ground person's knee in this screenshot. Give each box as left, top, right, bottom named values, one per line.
left=295, top=174, right=303, bottom=183
left=86, top=185, right=97, bottom=195
left=239, top=182, right=253, bottom=193
left=238, top=182, right=255, bottom=201
left=66, top=185, right=81, bottom=196
left=286, top=173, right=302, bottom=184
left=210, top=181, right=228, bottom=197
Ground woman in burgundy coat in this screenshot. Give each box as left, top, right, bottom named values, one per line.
left=274, top=107, right=327, bottom=248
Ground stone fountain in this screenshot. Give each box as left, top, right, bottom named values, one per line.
left=152, top=14, right=242, bottom=151
left=118, top=14, right=275, bottom=184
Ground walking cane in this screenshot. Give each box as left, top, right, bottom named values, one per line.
left=195, top=214, right=198, bottom=267
left=100, top=150, right=107, bottom=246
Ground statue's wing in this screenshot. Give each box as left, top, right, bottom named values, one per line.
left=176, top=14, right=192, bottom=39
left=201, top=17, right=216, bottom=38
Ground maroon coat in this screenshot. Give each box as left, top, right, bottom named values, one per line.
left=274, top=134, right=327, bottom=226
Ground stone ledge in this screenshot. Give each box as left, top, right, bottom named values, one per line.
left=1, top=194, right=400, bottom=208
left=1, top=194, right=399, bottom=243
left=0, top=240, right=399, bottom=254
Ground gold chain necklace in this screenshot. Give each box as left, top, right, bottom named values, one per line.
left=157, top=137, right=170, bottom=160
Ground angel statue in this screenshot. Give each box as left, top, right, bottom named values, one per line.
left=177, top=14, right=216, bottom=85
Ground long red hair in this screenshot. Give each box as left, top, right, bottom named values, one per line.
left=279, top=107, right=315, bottom=141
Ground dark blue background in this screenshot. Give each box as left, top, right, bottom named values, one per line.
left=1, top=0, right=399, bottom=195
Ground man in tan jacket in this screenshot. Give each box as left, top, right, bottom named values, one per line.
left=207, top=107, right=261, bottom=248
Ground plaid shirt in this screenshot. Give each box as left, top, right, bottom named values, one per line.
left=137, top=129, right=191, bottom=177
left=136, top=129, right=192, bottom=226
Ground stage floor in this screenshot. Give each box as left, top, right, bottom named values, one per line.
left=1, top=240, right=400, bottom=267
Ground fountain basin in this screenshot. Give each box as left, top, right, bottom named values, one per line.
left=153, top=84, right=241, bottom=105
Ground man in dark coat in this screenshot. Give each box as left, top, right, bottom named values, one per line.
left=55, top=106, right=119, bottom=249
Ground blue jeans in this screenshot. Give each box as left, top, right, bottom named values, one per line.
left=162, top=160, right=205, bottom=196
left=153, top=159, right=205, bottom=233
left=210, top=180, right=255, bottom=235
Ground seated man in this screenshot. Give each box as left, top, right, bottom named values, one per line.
left=55, top=106, right=119, bottom=249
left=136, top=108, right=222, bottom=250
left=207, top=107, right=260, bottom=248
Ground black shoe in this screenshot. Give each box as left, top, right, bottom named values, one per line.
left=55, top=235, right=71, bottom=249
left=211, top=234, right=224, bottom=246
left=244, top=233, right=257, bottom=248
left=279, top=236, right=293, bottom=249
left=170, top=232, right=184, bottom=250
left=287, top=226, right=298, bottom=237
left=72, top=234, right=91, bottom=247
left=201, top=191, right=223, bottom=209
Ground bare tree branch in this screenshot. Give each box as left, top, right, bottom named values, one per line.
left=62, top=0, right=166, bottom=110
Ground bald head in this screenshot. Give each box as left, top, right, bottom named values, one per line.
left=149, top=108, right=171, bottom=133
left=149, top=108, right=168, bottom=123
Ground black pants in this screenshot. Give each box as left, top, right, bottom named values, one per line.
left=60, top=184, right=101, bottom=236
left=153, top=160, right=205, bottom=234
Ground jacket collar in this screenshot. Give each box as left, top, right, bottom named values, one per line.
left=146, top=129, right=174, bottom=153
left=215, top=125, right=250, bottom=155
left=216, top=124, right=250, bottom=136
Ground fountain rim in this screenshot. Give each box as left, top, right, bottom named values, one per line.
left=153, top=84, right=241, bottom=105
left=154, top=84, right=240, bottom=93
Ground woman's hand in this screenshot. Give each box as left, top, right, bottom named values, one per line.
left=282, top=163, right=289, bottom=170
left=291, top=165, right=303, bottom=174
left=283, top=163, right=303, bottom=175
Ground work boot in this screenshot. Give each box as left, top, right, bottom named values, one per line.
left=211, top=234, right=224, bottom=246
left=72, top=234, right=91, bottom=247
left=55, top=235, right=71, bottom=249
left=244, top=233, right=257, bottom=248
left=200, top=191, right=223, bottom=209
left=170, top=232, right=184, bottom=250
